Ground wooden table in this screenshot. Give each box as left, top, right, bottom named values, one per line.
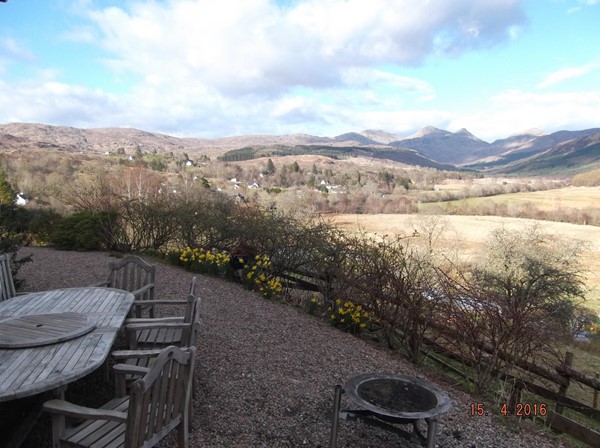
left=0, top=287, right=134, bottom=402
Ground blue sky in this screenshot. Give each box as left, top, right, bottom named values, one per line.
left=1, top=0, right=599, bottom=142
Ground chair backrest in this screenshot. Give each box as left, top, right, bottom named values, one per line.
left=188, top=276, right=197, bottom=298
left=182, top=297, right=202, bottom=347
left=125, top=345, right=196, bottom=448
left=108, top=255, right=156, bottom=300
left=0, top=254, right=17, bottom=301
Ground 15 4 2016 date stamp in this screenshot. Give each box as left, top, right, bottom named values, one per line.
left=470, top=403, right=548, bottom=417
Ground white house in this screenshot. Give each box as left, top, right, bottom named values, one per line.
left=248, top=182, right=261, bottom=189
left=15, top=192, right=28, bottom=206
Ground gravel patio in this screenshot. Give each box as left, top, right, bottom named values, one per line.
left=14, top=246, right=566, bottom=448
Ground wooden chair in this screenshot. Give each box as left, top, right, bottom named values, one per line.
left=43, top=345, right=196, bottom=448
left=125, top=295, right=202, bottom=351
left=0, top=253, right=17, bottom=301
left=111, top=278, right=201, bottom=397
left=96, top=255, right=156, bottom=317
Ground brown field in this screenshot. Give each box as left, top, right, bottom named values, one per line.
left=330, top=213, right=600, bottom=311
left=421, top=185, right=600, bottom=211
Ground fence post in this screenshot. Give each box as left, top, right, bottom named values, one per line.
left=508, top=381, right=522, bottom=415
left=594, top=372, right=599, bottom=409
left=555, top=351, right=573, bottom=416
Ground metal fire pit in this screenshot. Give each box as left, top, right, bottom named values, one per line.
left=329, top=373, right=451, bottom=448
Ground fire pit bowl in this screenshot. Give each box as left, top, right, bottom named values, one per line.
left=329, top=373, right=451, bottom=448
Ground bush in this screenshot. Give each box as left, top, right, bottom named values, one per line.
left=438, top=225, right=588, bottom=392
left=328, top=298, right=378, bottom=334
left=0, top=205, right=32, bottom=288
left=50, top=211, right=117, bottom=251
left=335, top=235, right=442, bottom=362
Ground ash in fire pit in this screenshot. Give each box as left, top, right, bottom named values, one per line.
left=358, top=379, right=438, bottom=414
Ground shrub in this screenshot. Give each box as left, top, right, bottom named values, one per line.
left=239, top=254, right=283, bottom=299
left=50, top=211, right=117, bottom=251
left=170, top=246, right=233, bottom=278
left=438, top=225, right=588, bottom=392
left=0, top=205, right=32, bottom=288
left=332, top=234, right=443, bottom=362
left=328, top=299, right=378, bottom=334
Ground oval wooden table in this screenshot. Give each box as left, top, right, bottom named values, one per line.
left=0, top=287, right=134, bottom=402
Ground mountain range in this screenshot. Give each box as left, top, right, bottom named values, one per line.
left=1, top=122, right=599, bottom=176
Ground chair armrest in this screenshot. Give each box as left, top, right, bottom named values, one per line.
left=112, top=349, right=163, bottom=360
left=130, top=299, right=188, bottom=308
left=125, top=322, right=188, bottom=331
left=113, top=364, right=150, bottom=376
left=131, top=283, right=155, bottom=299
left=43, top=399, right=127, bottom=422
left=125, top=317, right=184, bottom=324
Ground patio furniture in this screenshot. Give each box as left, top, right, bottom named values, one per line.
left=0, top=287, right=134, bottom=402
left=329, top=373, right=451, bottom=448
left=43, top=345, right=196, bottom=448
left=96, top=255, right=156, bottom=318
left=125, top=294, right=201, bottom=349
left=0, top=287, right=134, bottom=448
left=0, top=253, right=17, bottom=301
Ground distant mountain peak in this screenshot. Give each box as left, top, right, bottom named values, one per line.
left=453, top=128, right=484, bottom=142
left=406, top=126, right=449, bottom=139
left=454, top=128, right=472, bottom=136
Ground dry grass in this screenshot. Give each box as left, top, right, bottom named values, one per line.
left=330, top=213, right=600, bottom=311
left=420, top=186, right=600, bottom=211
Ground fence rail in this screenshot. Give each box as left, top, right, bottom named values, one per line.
left=282, top=267, right=600, bottom=446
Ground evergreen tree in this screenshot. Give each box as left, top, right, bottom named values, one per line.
left=266, top=158, right=276, bottom=174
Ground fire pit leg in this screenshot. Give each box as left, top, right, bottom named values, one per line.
left=329, top=385, right=343, bottom=448
left=425, top=418, right=437, bottom=448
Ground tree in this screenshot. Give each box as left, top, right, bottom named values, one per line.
left=266, top=158, right=276, bottom=174
left=0, top=166, right=14, bottom=205
left=440, top=225, right=589, bottom=392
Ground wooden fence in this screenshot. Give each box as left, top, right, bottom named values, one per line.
left=422, top=340, right=600, bottom=447
left=280, top=267, right=600, bottom=446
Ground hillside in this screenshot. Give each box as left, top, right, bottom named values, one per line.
left=387, top=126, right=490, bottom=164
left=217, top=144, right=459, bottom=171
left=1, top=122, right=599, bottom=174
left=495, top=132, right=600, bottom=175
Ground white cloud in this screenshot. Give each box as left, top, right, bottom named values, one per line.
left=0, top=36, right=35, bottom=73
left=1, top=0, right=531, bottom=139
left=455, top=89, right=600, bottom=141
left=0, top=77, right=121, bottom=128
left=84, top=0, right=525, bottom=95
left=537, top=63, right=599, bottom=89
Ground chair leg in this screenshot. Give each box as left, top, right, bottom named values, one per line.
left=178, top=417, right=189, bottom=448
left=50, top=414, right=65, bottom=448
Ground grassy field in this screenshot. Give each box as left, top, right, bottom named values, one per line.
left=419, top=185, right=600, bottom=213
left=330, top=213, right=600, bottom=311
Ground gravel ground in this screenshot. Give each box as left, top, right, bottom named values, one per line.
left=14, top=247, right=567, bottom=448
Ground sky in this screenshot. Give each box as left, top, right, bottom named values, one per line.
left=1, top=0, right=599, bottom=142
